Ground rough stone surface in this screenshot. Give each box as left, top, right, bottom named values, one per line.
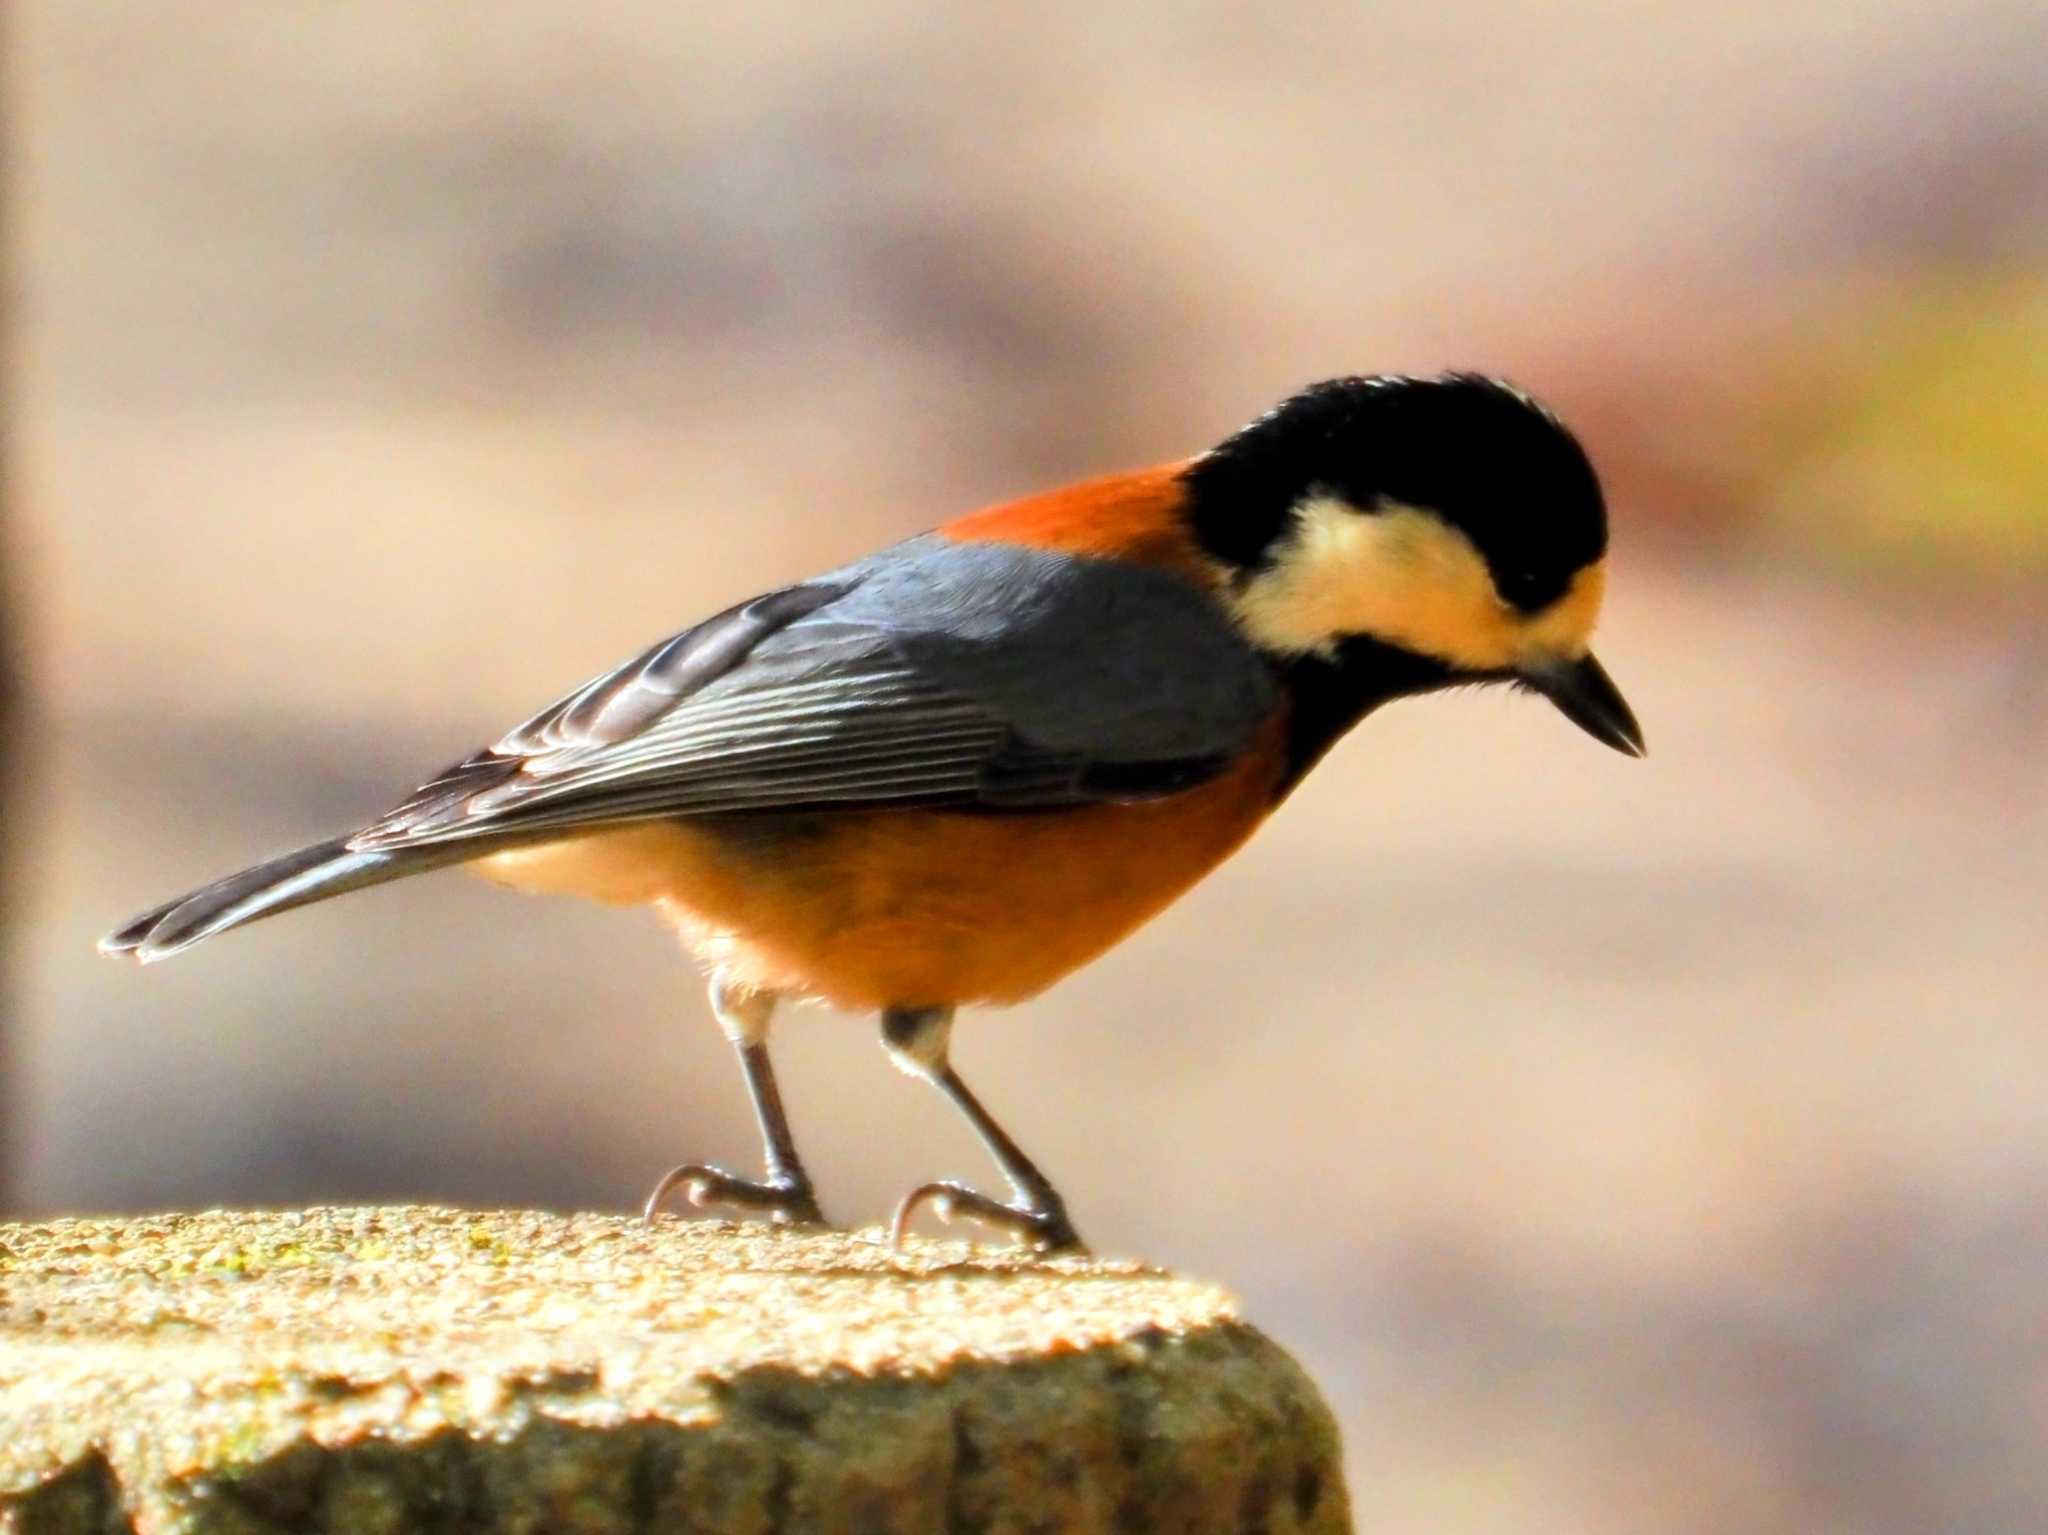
left=0, top=1207, right=1350, bottom=1533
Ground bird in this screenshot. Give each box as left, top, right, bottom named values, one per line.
left=101, top=373, right=1642, bottom=1252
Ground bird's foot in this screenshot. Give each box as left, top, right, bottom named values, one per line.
left=643, top=1163, right=827, bottom=1228
left=889, top=1179, right=1085, bottom=1254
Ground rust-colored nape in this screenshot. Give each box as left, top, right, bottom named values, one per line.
left=939, top=463, right=1216, bottom=583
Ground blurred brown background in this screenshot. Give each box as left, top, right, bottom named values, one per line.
left=9, top=3, right=2047, bottom=1530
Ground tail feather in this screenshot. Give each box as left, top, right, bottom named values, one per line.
left=99, top=837, right=451, bottom=963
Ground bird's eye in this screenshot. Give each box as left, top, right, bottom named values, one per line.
left=1499, top=568, right=1547, bottom=609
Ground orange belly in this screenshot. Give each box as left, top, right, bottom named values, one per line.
left=470, top=730, right=1283, bottom=1010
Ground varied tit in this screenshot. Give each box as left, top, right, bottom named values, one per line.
left=104, top=373, right=1643, bottom=1252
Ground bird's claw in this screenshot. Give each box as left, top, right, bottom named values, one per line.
left=889, top=1179, right=1085, bottom=1253
left=643, top=1163, right=826, bottom=1228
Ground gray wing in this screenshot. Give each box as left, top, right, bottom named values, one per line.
left=351, top=534, right=1277, bottom=852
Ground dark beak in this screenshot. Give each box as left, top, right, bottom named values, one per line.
left=1524, top=652, right=1645, bottom=757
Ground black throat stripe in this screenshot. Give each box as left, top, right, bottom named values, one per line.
left=1272, top=636, right=1458, bottom=795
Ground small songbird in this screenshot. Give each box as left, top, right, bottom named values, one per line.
left=102, top=374, right=1642, bottom=1251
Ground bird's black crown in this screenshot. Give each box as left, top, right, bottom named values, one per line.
left=1182, top=374, right=1608, bottom=613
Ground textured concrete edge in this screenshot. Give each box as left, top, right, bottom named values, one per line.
left=0, top=1321, right=1351, bottom=1535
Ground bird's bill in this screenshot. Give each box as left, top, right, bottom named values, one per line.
left=1524, top=652, right=1645, bottom=757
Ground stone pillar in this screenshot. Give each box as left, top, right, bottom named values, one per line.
left=0, top=1207, right=1350, bottom=1533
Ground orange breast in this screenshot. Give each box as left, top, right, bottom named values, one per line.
left=471, top=719, right=1286, bottom=1010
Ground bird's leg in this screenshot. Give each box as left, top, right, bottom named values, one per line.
left=645, top=983, right=827, bottom=1228
left=882, top=1006, right=1084, bottom=1253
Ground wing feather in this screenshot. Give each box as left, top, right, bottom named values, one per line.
left=350, top=535, right=1275, bottom=852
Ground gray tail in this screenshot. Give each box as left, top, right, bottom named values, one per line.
left=98, top=837, right=452, bottom=963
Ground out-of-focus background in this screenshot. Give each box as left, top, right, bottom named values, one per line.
left=9, top=3, right=2046, bottom=1528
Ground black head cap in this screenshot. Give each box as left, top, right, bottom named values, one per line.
left=1182, top=374, right=1608, bottom=613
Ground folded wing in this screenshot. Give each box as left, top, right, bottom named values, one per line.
left=350, top=535, right=1277, bottom=852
